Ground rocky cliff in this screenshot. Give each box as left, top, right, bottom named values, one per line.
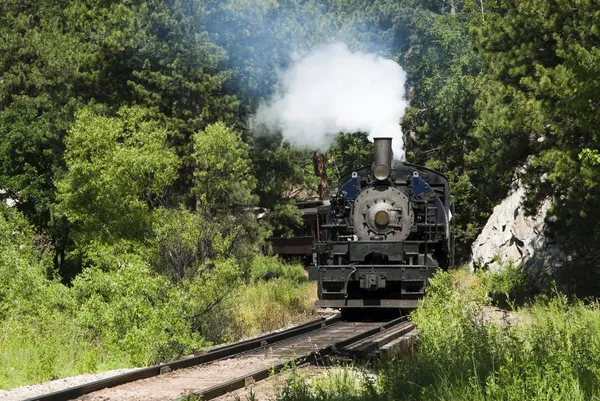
left=470, top=181, right=565, bottom=287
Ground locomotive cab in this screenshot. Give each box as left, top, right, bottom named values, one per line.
left=308, top=138, right=453, bottom=314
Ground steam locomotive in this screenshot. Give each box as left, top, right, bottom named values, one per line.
left=308, top=138, right=453, bottom=315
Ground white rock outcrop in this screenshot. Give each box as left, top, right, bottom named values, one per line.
left=471, top=182, right=564, bottom=283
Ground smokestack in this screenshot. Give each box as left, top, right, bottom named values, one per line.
left=373, top=137, right=392, bottom=181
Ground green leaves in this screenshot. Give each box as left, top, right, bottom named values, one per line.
left=0, top=0, right=240, bottom=249
left=579, top=148, right=600, bottom=167
left=468, top=0, right=600, bottom=267
left=193, top=122, right=257, bottom=211
left=191, top=123, right=267, bottom=271
left=72, top=261, right=205, bottom=366
left=327, top=133, right=373, bottom=181
left=56, top=106, right=179, bottom=248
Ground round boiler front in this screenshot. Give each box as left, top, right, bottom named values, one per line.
left=352, top=186, right=414, bottom=241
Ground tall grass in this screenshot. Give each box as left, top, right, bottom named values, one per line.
left=0, top=261, right=207, bottom=389
left=276, top=270, right=600, bottom=401
left=0, top=203, right=318, bottom=389
left=223, top=256, right=317, bottom=340
left=0, top=253, right=316, bottom=389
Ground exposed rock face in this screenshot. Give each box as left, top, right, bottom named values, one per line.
left=471, top=182, right=565, bottom=285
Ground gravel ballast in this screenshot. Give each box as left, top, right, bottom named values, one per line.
left=0, top=368, right=139, bottom=401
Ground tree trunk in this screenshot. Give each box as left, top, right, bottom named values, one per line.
left=313, top=151, right=328, bottom=200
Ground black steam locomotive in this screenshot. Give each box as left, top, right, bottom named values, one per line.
left=308, top=138, right=453, bottom=314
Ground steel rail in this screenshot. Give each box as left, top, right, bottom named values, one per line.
left=179, top=316, right=413, bottom=401
left=25, top=315, right=341, bottom=401
left=342, top=320, right=415, bottom=358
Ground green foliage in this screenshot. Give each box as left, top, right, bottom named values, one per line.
left=0, top=217, right=74, bottom=385
left=276, top=270, right=600, bottom=401
left=0, top=205, right=63, bottom=322
left=482, top=263, right=535, bottom=308
left=0, top=0, right=238, bottom=241
left=0, top=0, right=92, bottom=229
left=249, top=255, right=307, bottom=283
left=478, top=295, right=600, bottom=401
left=225, top=277, right=315, bottom=340
left=0, top=214, right=317, bottom=388
left=251, top=137, right=316, bottom=232
left=192, top=122, right=268, bottom=270
left=0, top=208, right=205, bottom=388
left=327, top=133, right=373, bottom=182
left=71, top=262, right=205, bottom=366
left=0, top=96, right=68, bottom=229
left=468, top=0, right=600, bottom=267
left=278, top=368, right=375, bottom=401
left=223, top=257, right=316, bottom=340
left=193, top=122, right=257, bottom=212
left=0, top=208, right=314, bottom=389
left=0, top=258, right=207, bottom=388
left=403, top=270, right=493, bottom=391
left=402, top=10, right=484, bottom=260
left=151, top=205, right=258, bottom=286
left=151, top=208, right=209, bottom=282
left=182, top=258, right=245, bottom=339
left=580, top=148, right=600, bottom=167
left=56, top=106, right=179, bottom=250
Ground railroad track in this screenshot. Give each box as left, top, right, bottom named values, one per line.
left=26, top=315, right=414, bottom=401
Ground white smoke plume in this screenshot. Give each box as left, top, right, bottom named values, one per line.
left=255, top=42, right=409, bottom=159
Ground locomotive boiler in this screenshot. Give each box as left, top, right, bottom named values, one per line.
left=308, top=138, right=453, bottom=315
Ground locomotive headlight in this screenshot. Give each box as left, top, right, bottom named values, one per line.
left=373, top=164, right=390, bottom=181
left=374, top=210, right=390, bottom=227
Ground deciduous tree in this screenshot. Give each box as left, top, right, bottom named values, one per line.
left=56, top=107, right=179, bottom=251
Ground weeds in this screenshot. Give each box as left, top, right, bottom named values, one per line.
left=276, top=269, right=600, bottom=401
left=277, top=367, right=377, bottom=401
left=0, top=209, right=315, bottom=390
left=248, top=256, right=307, bottom=283
left=482, top=262, right=535, bottom=308
left=224, top=256, right=317, bottom=340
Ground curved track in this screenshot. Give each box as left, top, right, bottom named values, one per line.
left=26, top=315, right=414, bottom=401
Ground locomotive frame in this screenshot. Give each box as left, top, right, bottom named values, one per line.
left=308, top=138, right=454, bottom=312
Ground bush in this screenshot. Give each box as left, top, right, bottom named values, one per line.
left=72, top=262, right=206, bottom=366
left=0, top=208, right=317, bottom=389
left=0, top=207, right=204, bottom=388
left=482, top=263, right=536, bottom=308
left=0, top=260, right=206, bottom=388
left=373, top=270, right=497, bottom=400
left=278, top=367, right=377, bottom=401
left=0, top=206, right=59, bottom=320
left=249, top=255, right=307, bottom=283
left=220, top=256, right=316, bottom=340
left=275, top=270, right=600, bottom=401
left=0, top=206, right=85, bottom=387
left=224, top=278, right=316, bottom=340
left=483, top=295, right=600, bottom=401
